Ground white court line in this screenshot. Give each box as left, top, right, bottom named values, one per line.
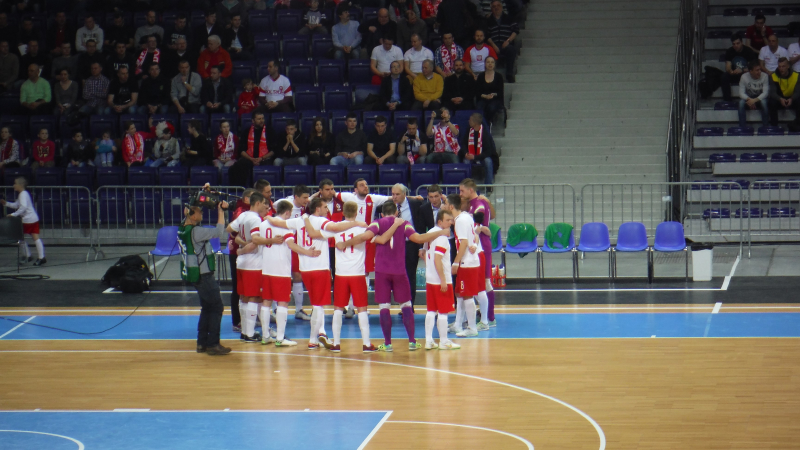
left=357, top=411, right=393, bottom=450
left=386, top=421, right=534, bottom=450
left=712, top=302, right=722, bottom=314
left=148, top=257, right=169, bottom=273
left=0, top=430, right=84, bottom=450
left=113, top=409, right=150, bottom=412
left=0, top=350, right=606, bottom=450
left=1, top=409, right=393, bottom=413
left=101, top=287, right=724, bottom=294
left=0, top=316, right=36, bottom=339
left=721, top=255, right=741, bottom=291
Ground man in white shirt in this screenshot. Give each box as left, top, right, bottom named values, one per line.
left=786, top=37, right=800, bottom=72
left=370, top=34, right=403, bottom=85
left=425, top=107, right=460, bottom=164
left=423, top=209, right=460, bottom=350
left=258, top=60, right=293, bottom=113
left=404, top=34, right=434, bottom=80
left=0, top=177, right=45, bottom=265
left=759, top=34, right=788, bottom=75
left=447, top=193, right=487, bottom=338
left=281, top=185, right=312, bottom=320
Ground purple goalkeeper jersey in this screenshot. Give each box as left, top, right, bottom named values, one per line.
left=367, top=216, right=416, bottom=274
left=469, top=197, right=493, bottom=252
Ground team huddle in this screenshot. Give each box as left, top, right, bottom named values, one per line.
left=227, top=178, right=496, bottom=353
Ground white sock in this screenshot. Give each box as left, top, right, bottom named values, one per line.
left=348, top=296, right=354, bottom=310
left=245, top=302, right=258, bottom=337
left=256, top=304, right=262, bottom=326
left=34, top=239, right=44, bottom=259
left=358, top=311, right=370, bottom=346
left=437, top=314, right=449, bottom=344
left=292, top=282, right=304, bottom=313
left=318, top=308, right=327, bottom=336
left=464, top=298, right=477, bottom=332
left=455, top=298, right=465, bottom=331
left=259, top=307, right=270, bottom=340
left=311, top=305, right=326, bottom=343
left=477, top=291, right=489, bottom=325
left=333, top=310, right=343, bottom=346
left=276, top=306, right=288, bottom=341
left=238, top=302, right=246, bottom=327
left=21, top=242, right=30, bottom=258
left=365, top=275, right=370, bottom=290
left=425, top=311, right=436, bottom=343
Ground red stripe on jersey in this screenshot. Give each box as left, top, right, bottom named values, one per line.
left=250, top=228, right=260, bottom=234
left=320, top=220, right=332, bottom=230
left=435, top=246, right=447, bottom=254
left=283, top=233, right=295, bottom=241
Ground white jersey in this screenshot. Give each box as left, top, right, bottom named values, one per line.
left=336, top=192, right=390, bottom=223
left=258, top=74, right=293, bottom=102
left=454, top=212, right=480, bottom=268
left=7, top=190, right=39, bottom=224
left=287, top=215, right=332, bottom=272
left=324, top=225, right=367, bottom=276
left=260, top=220, right=295, bottom=278
left=230, top=210, right=263, bottom=270
left=425, top=228, right=452, bottom=285
left=759, top=45, right=788, bottom=72
left=788, top=43, right=800, bottom=72
left=280, top=196, right=305, bottom=218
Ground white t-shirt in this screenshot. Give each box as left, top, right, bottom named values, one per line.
left=425, top=228, right=452, bottom=285
left=759, top=45, right=788, bottom=72
left=286, top=215, right=332, bottom=272
left=454, top=212, right=480, bottom=268
left=230, top=210, right=263, bottom=270
left=336, top=192, right=391, bottom=223
left=260, top=220, right=295, bottom=277
left=280, top=196, right=305, bottom=218
left=371, top=45, right=404, bottom=73
left=464, top=45, right=495, bottom=73
left=324, top=225, right=367, bottom=276
left=8, top=191, right=39, bottom=224
left=788, top=43, right=800, bottom=72
left=259, top=74, right=293, bottom=102
left=404, top=47, right=434, bottom=74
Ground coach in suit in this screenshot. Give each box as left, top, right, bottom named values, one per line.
left=418, top=184, right=457, bottom=265
left=391, top=183, right=426, bottom=308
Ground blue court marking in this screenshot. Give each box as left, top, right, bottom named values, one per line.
left=0, top=312, right=799, bottom=340
left=0, top=411, right=389, bottom=450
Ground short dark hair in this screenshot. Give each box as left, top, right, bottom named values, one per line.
left=427, top=184, right=442, bottom=194
left=205, top=7, right=217, bottom=17
left=407, top=118, right=418, bottom=126
left=747, top=59, right=761, bottom=70
left=293, top=184, right=311, bottom=197
left=188, top=120, right=202, bottom=131
left=446, top=193, right=462, bottom=210
left=250, top=192, right=266, bottom=205
left=354, top=177, right=366, bottom=188
left=730, top=32, right=743, bottom=43
left=319, top=178, right=334, bottom=189
left=382, top=32, right=394, bottom=42
left=242, top=188, right=256, bottom=200
left=285, top=119, right=297, bottom=128
left=382, top=202, right=398, bottom=216
left=176, top=13, right=188, bottom=20
left=123, top=120, right=135, bottom=131
left=275, top=199, right=293, bottom=215
left=435, top=209, right=452, bottom=223
left=254, top=179, right=271, bottom=192
left=778, top=56, right=789, bottom=64
left=308, top=197, right=325, bottom=213
left=346, top=112, right=358, bottom=121
left=755, top=14, right=766, bottom=22
left=375, top=115, right=387, bottom=124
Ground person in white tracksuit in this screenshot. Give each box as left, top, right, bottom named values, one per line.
left=1, top=177, right=46, bottom=265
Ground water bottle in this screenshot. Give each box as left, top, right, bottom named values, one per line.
left=416, top=267, right=426, bottom=288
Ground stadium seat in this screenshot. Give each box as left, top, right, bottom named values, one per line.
left=209, top=113, right=238, bottom=138
left=752, top=179, right=780, bottom=189
left=65, top=165, right=95, bottom=190
left=34, top=167, right=64, bottom=186
left=751, top=7, right=776, bottom=15
left=151, top=113, right=180, bottom=130
left=317, top=60, right=345, bottom=84
left=347, top=60, right=372, bottom=85
left=696, top=127, right=724, bottom=136
left=539, top=223, right=576, bottom=281
left=148, top=226, right=181, bottom=280
left=299, top=111, right=324, bottom=133
left=287, top=59, right=315, bottom=85
left=89, top=115, right=117, bottom=139
left=576, top=222, right=611, bottom=279
left=161, top=187, right=187, bottom=225
left=330, top=110, right=349, bottom=135
left=771, top=152, right=799, bottom=162
left=68, top=184, right=94, bottom=225
left=58, top=115, right=88, bottom=141
left=283, top=38, right=310, bottom=60
left=722, top=8, right=747, bottom=16
left=232, top=60, right=257, bottom=86
left=254, top=40, right=280, bottom=60
left=354, top=85, right=381, bottom=106
left=393, top=111, right=422, bottom=139
left=324, top=87, right=352, bottom=111
left=275, top=10, right=302, bottom=34
left=780, top=7, right=800, bottom=15
left=159, top=166, right=187, bottom=185
left=128, top=166, right=157, bottom=185
left=1, top=115, right=28, bottom=140
left=707, top=30, right=732, bottom=39
left=240, top=115, right=253, bottom=131
left=189, top=166, right=219, bottom=186
left=735, top=208, right=761, bottom=218
left=504, top=223, right=539, bottom=277
left=740, top=153, right=767, bottom=162
left=98, top=188, right=128, bottom=225
left=363, top=7, right=379, bottom=22
left=0, top=93, right=20, bottom=117
left=248, top=10, right=273, bottom=33
left=294, top=87, right=323, bottom=111
left=378, top=164, right=409, bottom=185
left=347, top=165, right=377, bottom=186
left=180, top=114, right=208, bottom=139
left=709, top=153, right=736, bottom=163
left=36, top=188, right=65, bottom=225
left=316, top=165, right=345, bottom=185
left=410, top=164, right=440, bottom=190
left=652, top=221, right=688, bottom=280
left=613, top=222, right=649, bottom=279
left=727, top=126, right=754, bottom=136
left=722, top=179, right=750, bottom=189
left=220, top=165, right=231, bottom=186
left=284, top=165, right=314, bottom=186
left=253, top=165, right=282, bottom=186
left=714, top=101, right=737, bottom=110
left=312, top=37, right=334, bottom=59
left=120, top=114, right=147, bottom=135
left=442, top=164, right=471, bottom=185
left=271, top=112, right=300, bottom=132
left=363, top=111, right=390, bottom=132
left=758, top=126, right=784, bottom=136
left=96, top=166, right=126, bottom=187
left=703, top=208, right=731, bottom=219
left=767, top=207, right=796, bottom=217
left=29, top=116, right=57, bottom=138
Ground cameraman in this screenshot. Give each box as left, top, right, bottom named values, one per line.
left=396, top=117, right=428, bottom=165
left=178, top=187, right=231, bottom=356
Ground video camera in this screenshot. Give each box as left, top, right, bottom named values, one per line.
left=186, top=187, right=236, bottom=210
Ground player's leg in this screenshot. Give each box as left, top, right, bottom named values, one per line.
left=374, top=272, right=393, bottom=352
left=292, top=253, right=310, bottom=320
left=476, top=289, right=490, bottom=331
left=18, top=235, right=31, bottom=262
left=331, top=276, right=351, bottom=352
left=436, top=284, right=459, bottom=349
left=31, top=230, right=45, bottom=265
left=229, top=251, right=241, bottom=331
left=424, top=284, right=438, bottom=349
left=273, top=291, right=297, bottom=347
left=456, top=297, right=477, bottom=337
left=260, top=299, right=274, bottom=344
left=350, top=276, right=374, bottom=352
left=392, top=272, right=419, bottom=350
left=306, top=270, right=332, bottom=349
left=240, top=271, right=263, bottom=342
left=484, top=251, right=496, bottom=326
left=455, top=268, right=479, bottom=337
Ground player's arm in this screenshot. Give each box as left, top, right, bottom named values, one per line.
left=322, top=219, right=369, bottom=232
left=477, top=195, right=496, bottom=219
left=372, top=217, right=405, bottom=244
left=287, top=238, right=322, bottom=257
left=409, top=226, right=450, bottom=244
left=265, top=216, right=289, bottom=228
left=337, top=229, right=376, bottom=250
left=252, top=233, right=284, bottom=245
left=304, top=215, right=324, bottom=239
left=434, top=252, right=448, bottom=292
left=237, top=242, right=257, bottom=255
left=452, top=238, right=469, bottom=273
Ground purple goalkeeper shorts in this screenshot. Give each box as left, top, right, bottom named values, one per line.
left=374, top=272, right=411, bottom=304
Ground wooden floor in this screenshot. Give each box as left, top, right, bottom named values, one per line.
left=2, top=337, right=799, bottom=449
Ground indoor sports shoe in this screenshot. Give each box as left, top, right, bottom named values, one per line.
left=232, top=325, right=241, bottom=333
left=448, top=323, right=458, bottom=333
left=318, top=333, right=332, bottom=349
left=261, top=336, right=275, bottom=345
left=425, top=341, right=439, bottom=350
left=477, top=322, right=490, bottom=332
left=344, top=307, right=355, bottom=319
left=329, top=345, right=341, bottom=353
left=488, top=320, right=497, bottom=328
left=363, top=344, right=378, bottom=353
left=242, top=333, right=261, bottom=343
left=456, top=329, right=478, bottom=338
left=196, top=345, right=206, bottom=353
left=268, top=327, right=278, bottom=338
left=408, top=342, right=422, bottom=351
left=206, top=344, right=232, bottom=355
left=275, top=338, right=297, bottom=347
left=439, top=341, right=461, bottom=350
left=32, top=258, right=46, bottom=266
left=377, top=344, right=393, bottom=352
left=295, top=310, right=311, bottom=321
left=308, top=343, right=320, bottom=350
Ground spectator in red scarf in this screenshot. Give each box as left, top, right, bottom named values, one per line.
left=214, top=119, right=238, bottom=171
left=0, top=126, right=21, bottom=169
left=228, top=111, right=274, bottom=186
left=458, top=112, right=495, bottom=185
left=135, top=34, right=162, bottom=80
left=122, top=119, right=156, bottom=167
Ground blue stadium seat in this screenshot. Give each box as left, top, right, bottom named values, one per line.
left=0, top=93, right=20, bottom=117
left=393, top=111, right=423, bottom=139
left=354, top=85, right=381, bottom=105
left=363, top=111, right=390, bottom=132
left=232, top=60, right=258, bottom=86
left=294, top=87, right=323, bottom=111
left=35, top=167, right=64, bottom=186
left=36, top=188, right=65, bottom=225
left=190, top=10, right=206, bottom=28
left=253, top=165, right=282, bottom=186
left=751, top=7, right=776, bottom=15
left=299, top=110, right=325, bottom=133
left=410, top=164, right=440, bottom=190
left=740, top=153, right=767, bottom=162
left=315, top=165, right=345, bottom=185
left=707, top=30, right=732, bottom=39
left=248, top=10, right=273, bottom=33
left=378, top=164, right=408, bottom=185
left=751, top=179, right=780, bottom=189
left=284, top=165, right=314, bottom=186
left=442, top=164, right=471, bottom=184
left=128, top=166, right=156, bottom=185
left=758, top=126, right=785, bottom=136
left=283, top=37, right=310, bottom=60
left=317, top=60, right=345, bottom=84
left=312, top=37, right=334, bottom=59
left=151, top=113, right=180, bottom=130
left=347, top=60, right=372, bottom=85
left=97, top=166, right=126, bottom=187
left=271, top=112, right=300, bottom=132
left=347, top=165, right=377, bottom=186
left=735, top=208, right=761, bottom=218
left=714, top=101, right=737, bottom=110
left=159, top=166, right=188, bottom=185
left=330, top=110, right=349, bottom=135
left=723, top=7, right=747, bottom=16
left=703, top=208, right=731, bottom=219
left=161, top=188, right=186, bottom=225
left=768, top=207, right=796, bottom=218
left=190, top=166, right=219, bottom=186
left=363, top=7, right=379, bottom=22
left=324, top=86, right=352, bottom=111
left=29, top=116, right=57, bottom=139
left=709, top=153, right=736, bottom=163
left=275, top=10, right=302, bottom=34
left=727, top=126, right=754, bottom=136
left=180, top=114, right=208, bottom=139
left=254, top=40, right=280, bottom=60
left=780, top=7, right=800, bottom=15
left=89, top=115, right=117, bottom=139
left=771, top=152, right=799, bottom=162
left=0, top=115, right=29, bottom=140
left=98, top=187, right=128, bottom=225
left=240, top=115, right=253, bottom=131
left=287, top=59, right=315, bottom=86
left=59, top=115, right=88, bottom=141
left=722, top=179, right=750, bottom=189
left=209, top=113, right=238, bottom=138
left=65, top=166, right=95, bottom=190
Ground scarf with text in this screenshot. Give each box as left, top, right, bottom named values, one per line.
left=245, top=126, right=268, bottom=158
left=135, top=48, right=160, bottom=75
left=467, top=125, right=483, bottom=157
left=1, top=138, right=15, bottom=162
left=440, top=42, right=458, bottom=73
left=124, top=132, right=145, bottom=162
left=434, top=123, right=459, bottom=153
left=215, top=132, right=236, bottom=160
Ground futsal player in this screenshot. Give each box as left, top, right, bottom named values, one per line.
left=338, top=203, right=450, bottom=352
left=447, top=194, right=487, bottom=337
left=267, top=198, right=367, bottom=349
left=423, top=209, right=460, bottom=350
left=306, top=201, right=377, bottom=353
left=227, top=192, right=269, bottom=342
left=460, top=178, right=497, bottom=327
left=1, top=177, right=46, bottom=265
left=282, top=185, right=312, bottom=321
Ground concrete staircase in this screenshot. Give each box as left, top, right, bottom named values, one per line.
left=496, top=0, right=681, bottom=190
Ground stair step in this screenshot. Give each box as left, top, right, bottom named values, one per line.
left=507, top=126, right=666, bottom=138
left=500, top=155, right=664, bottom=164
left=518, top=61, right=674, bottom=72
left=527, top=19, right=678, bottom=30
left=509, top=89, right=672, bottom=101
left=522, top=45, right=674, bottom=57
left=504, top=163, right=664, bottom=175
left=531, top=0, right=679, bottom=10
left=524, top=36, right=675, bottom=47
left=494, top=173, right=666, bottom=185
left=515, top=71, right=674, bottom=82
left=498, top=137, right=665, bottom=146
left=507, top=117, right=666, bottom=129
left=517, top=108, right=669, bottom=119
left=529, top=10, right=679, bottom=20
left=509, top=81, right=665, bottom=91
left=499, top=147, right=664, bottom=157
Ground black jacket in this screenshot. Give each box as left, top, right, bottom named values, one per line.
left=272, top=131, right=308, bottom=159
left=139, top=75, right=171, bottom=106
left=419, top=200, right=437, bottom=232
left=358, top=19, right=397, bottom=54
left=221, top=26, right=253, bottom=53
left=443, top=72, right=475, bottom=104
left=458, top=125, right=496, bottom=162
left=162, top=48, right=199, bottom=80
left=380, top=75, right=413, bottom=108
left=193, top=23, right=225, bottom=53
left=200, top=77, right=235, bottom=106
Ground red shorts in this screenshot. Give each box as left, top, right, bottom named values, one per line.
left=262, top=275, right=292, bottom=302
left=334, top=275, right=368, bottom=308
left=365, top=242, right=376, bottom=273
left=454, top=265, right=484, bottom=298
left=291, top=252, right=299, bottom=273
left=301, top=270, right=332, bottom=306
left=479, top=252, right=486, bottom=279
left=426, top=283, right=455, bottom=313
left=23, top=222, right=40, bottom=235
left=237, top=269, right=262, bottom=297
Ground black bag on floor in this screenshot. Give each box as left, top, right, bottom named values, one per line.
left=102, top=255, right=153, bottom=293
left=699, top=66, right=723, bottom=99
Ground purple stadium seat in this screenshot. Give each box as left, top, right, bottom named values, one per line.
left=410, top=164, right=440, bottom=190
left=721, top=179, right=750, bottom=189
left=180, top=114, right=208, bottom=139
left=127, top=166, right=157, bottom=185
left=119, top=114, right=147, bottom=136
left=241, top=115, right=253, bottom=131
left=707, top=30, right=732, bottom=39
left=294, top=87, right=323, bottom=111
left=248, top=12, right=273, bottom=33
left=751, top=179, right=779, bottom=189
left=210, top=113, right=238, bottom=138
left=714, top=101, right=737, bottom=110
left=98, top=187, right=127, bottom=225
left=751, top=7, right=776, bottom=15
left=771, top=152, right=799, bottom=162
left=65, top=165, right=95, bottom=190
left=284, top=165, right=314, bottom=186
left=89, top=115, right=117, bottom=139
left=276, top=10, right=302, bottom=34
left=347, top=60, right=372, bottom=85
left=758, top=126, right=784, bottom=135
left=283, top=38, right=310, bottom=60
left=709, top=153, right=736, bottom=163
left=442, top=163, right=471, bottom=184
left=768, top=207, right=796, bottom=217
left=315, top=165, right=345, bottom=185
left=287, top=60, right=316, bottom=86
left=253, top=165, right=282, bottom=186
left=378, top=164, right=409, bottom=185
left=29, top=116, right=57, bottom=138
left=727, top=126, right=754, bottom=136
left=255, top=40, right=280, bottom=60
left=0, top=116, right=28, bottom=140
left=393, top=111, right=423, bottom=139
left=151, top=113, right=180, bottom=130
left=34, top=167, right=64, bottom=186
left=97, top=166, right=126, bottom=187
left=723, top=8, right=748, bottom=16
left=318, top=60, right=345, bottom=84
left=299, top=110, right=324, bottom=133
left=347, top=165, right=377, bottom=186
left=363, top=111, right=391, bottom=132
left=330, top=110, right=349, bottom=135
left=703, top=208, right=731, bottom=219
left=312, top=38, right=334, bottom=59
left=780, top=7, right=800, bottom=15
left=735, top=208, right=761, bottom=218
left=159, top=166, right=188, bottom=185
left=354, top=85, right=381, bottom=106
left=161, top=188, right=186, bottom=225
left=232, top=60, right=257, bottom=86
left=363, top=7, right=379, bottom=22
left=271, top=112, right=300, bottom=132
left=324, top=87, right=352, bottom=111
left=740, top=152, right=768, bottom=162
left=190, top=166, right=219, bottom=186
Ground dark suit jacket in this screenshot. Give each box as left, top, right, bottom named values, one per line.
left=193, top=23, right=225, bottom=52
left=420, top=200, right=436, bottom=232
left=221, top=26, right=253, bottom=53
left=406, top=197, right=426, bottom=235
left=443, top=73, right=476, bottom=105
left=200, top=77, right=235, bottom=106
left=380, top=75, right=413, bottom=109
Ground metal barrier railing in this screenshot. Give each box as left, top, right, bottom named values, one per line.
left=416, top=184, right=577, bottom=241
left=580, top=181, right=746, bottom=257
left=746, top=181, right=800, bottom=240
left=1, top=185, right=99, bottom=260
